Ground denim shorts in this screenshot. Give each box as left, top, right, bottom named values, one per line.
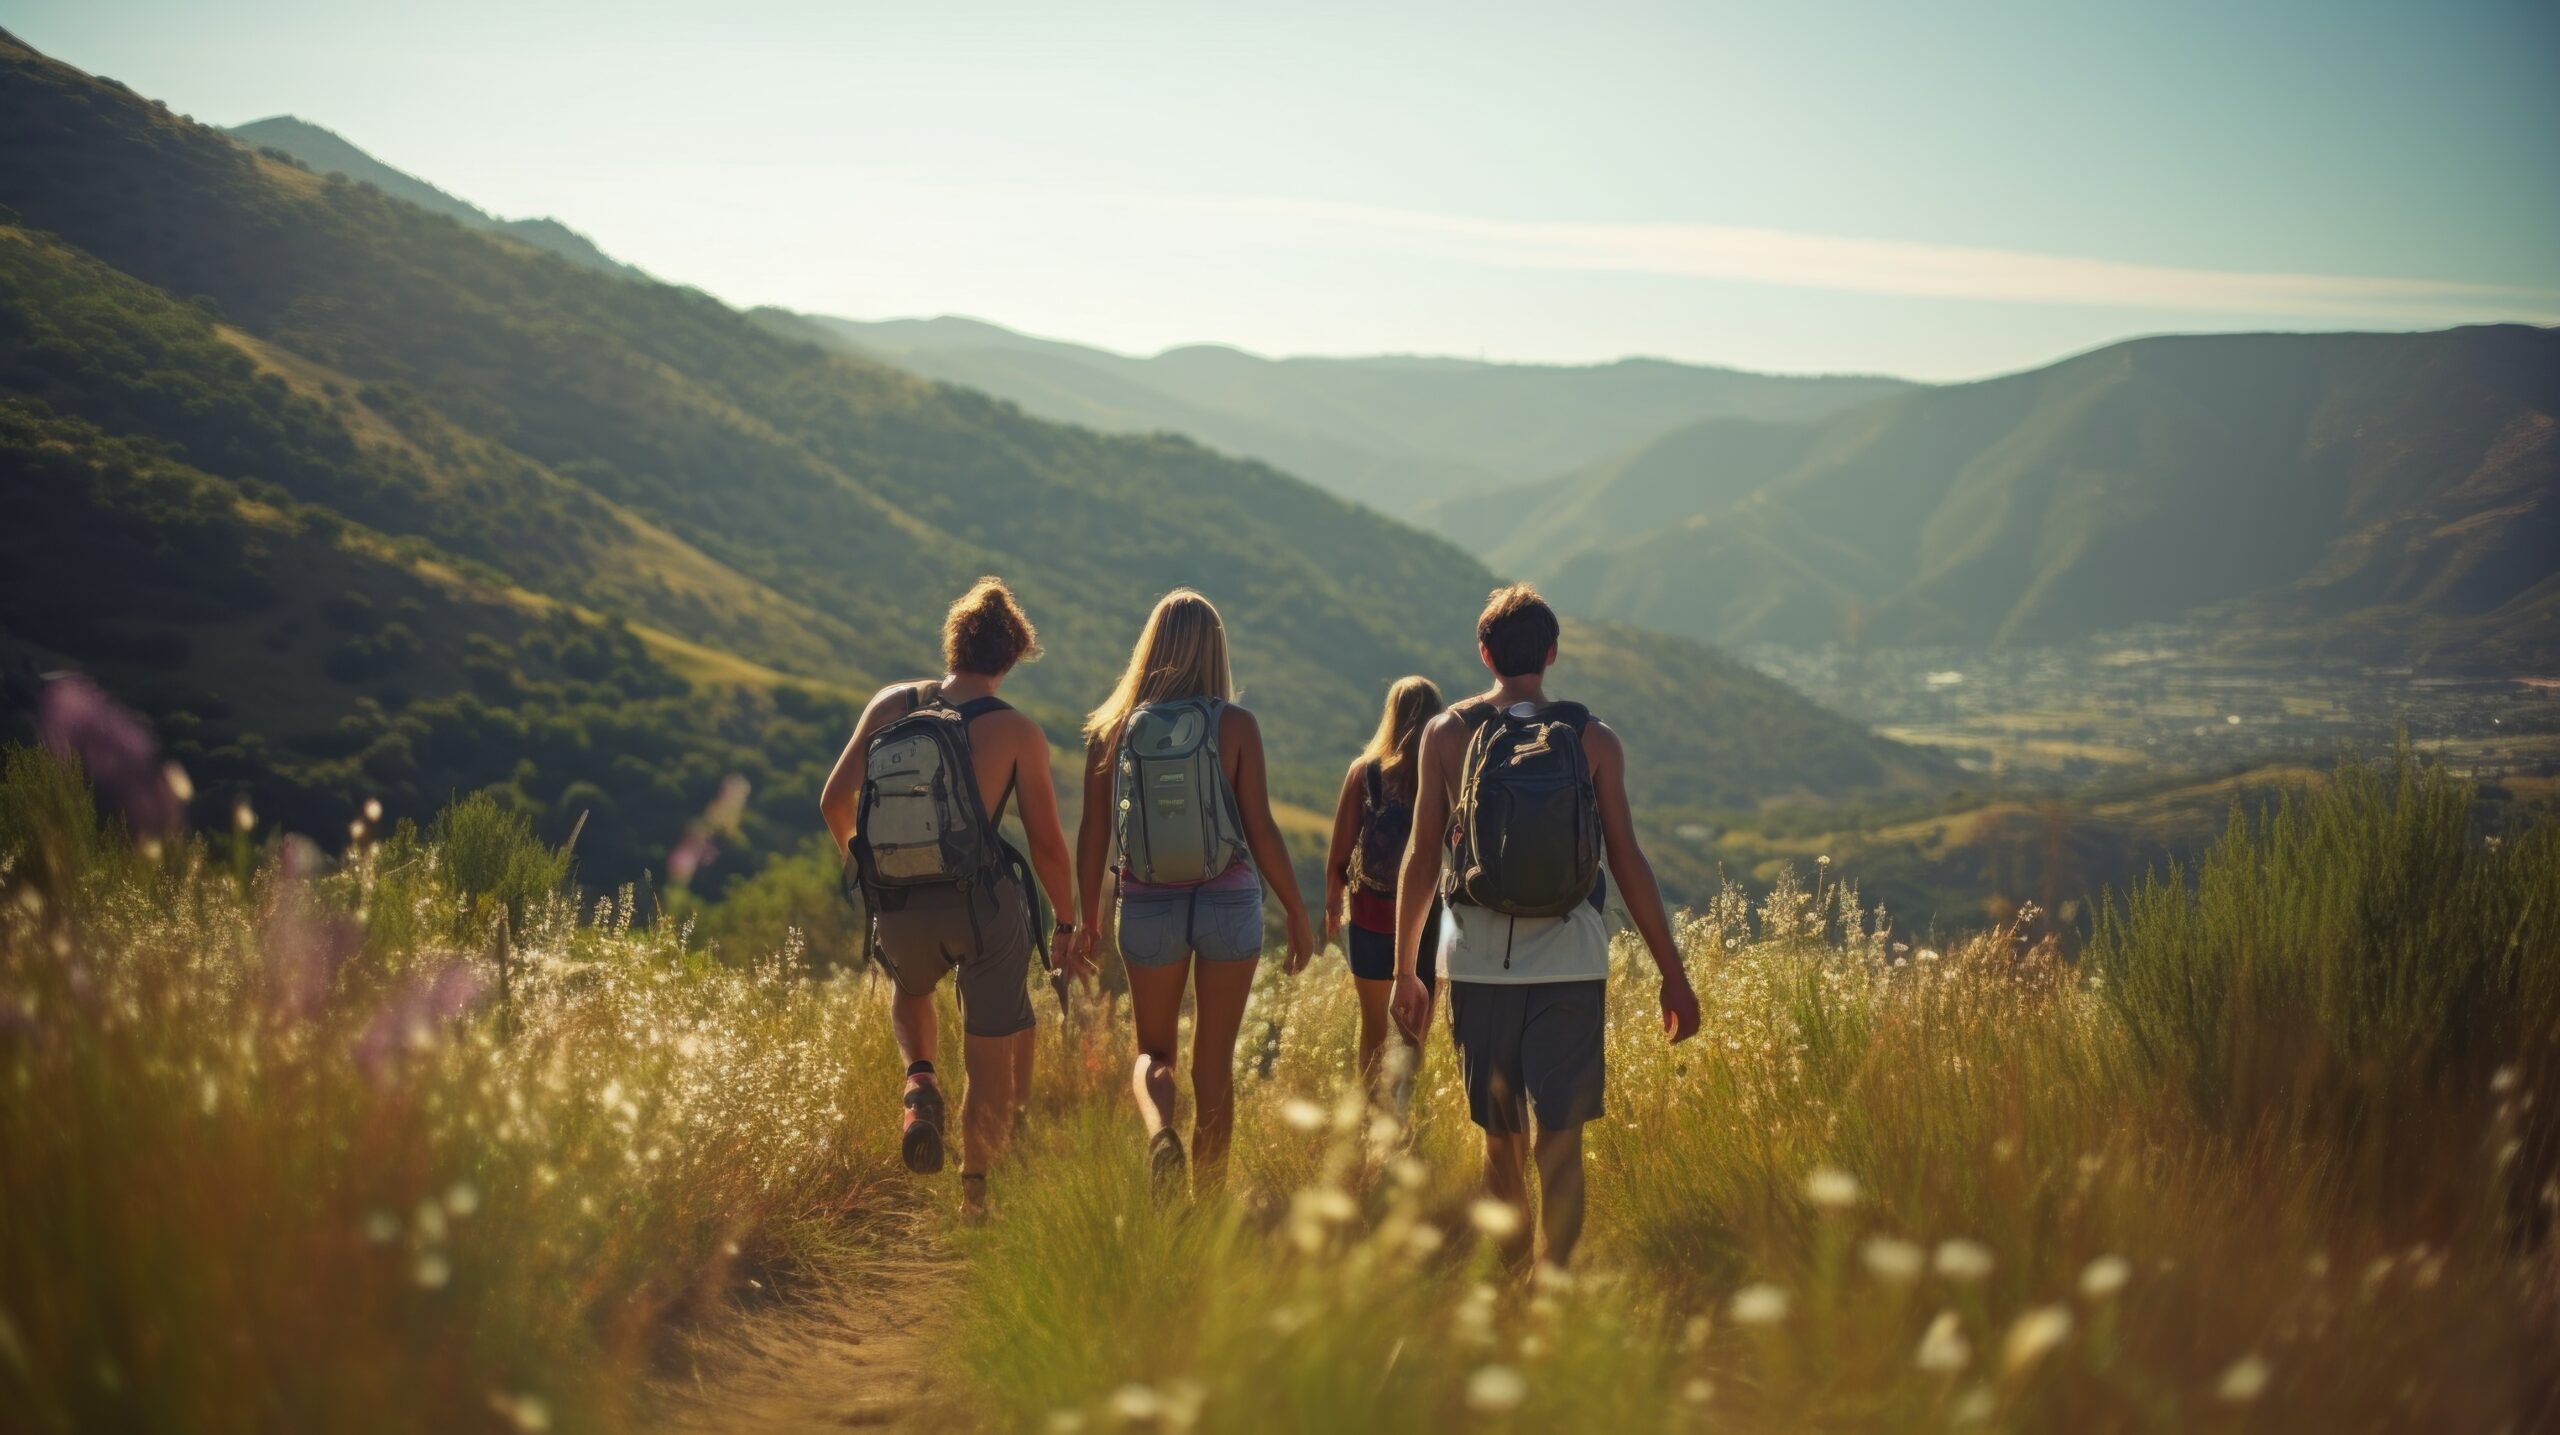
left=1118, top=884, right=1264, bottom=968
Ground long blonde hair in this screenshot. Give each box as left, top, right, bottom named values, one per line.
left=1084, top=588, right=1235, bottom=740
left=1357, top=675, right=1444, bottom=797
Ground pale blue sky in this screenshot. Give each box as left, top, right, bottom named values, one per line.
left=13, top=0, right=2558, bottom=378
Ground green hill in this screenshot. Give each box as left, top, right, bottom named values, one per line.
left=226, top=115, right=647, bottom=281
left=758, top=310, right=1914, bottom=516
left=1458, top=327, right=2560, bottom=668
left=0, top=35, right=1947, bottom=895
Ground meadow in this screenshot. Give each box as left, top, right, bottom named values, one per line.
left=2, top=743, right=2553, bottom=1433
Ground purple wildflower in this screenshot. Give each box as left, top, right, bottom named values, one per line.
left=38, top=674, right=181, bottom=838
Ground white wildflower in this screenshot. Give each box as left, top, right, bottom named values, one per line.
left=1729, top=1282, right=1790, bottom=1326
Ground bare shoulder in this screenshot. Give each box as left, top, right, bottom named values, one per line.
left=1219, top=701, right=1261, bottom=746
left=1581, top=716, right=1625, bottom=772
left=984, top=705, right=1048, bottom=750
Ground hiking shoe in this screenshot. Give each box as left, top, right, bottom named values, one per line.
left=1148, top=1128, right=1186, bottom=1200
left=901, top=1078, right=947, bottom=1175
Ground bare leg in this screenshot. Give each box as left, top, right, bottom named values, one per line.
left=1352, top=975, right=1393, bottom=1093
left=891, top=989, right=940, bottom=1069
left=1532, top=1123, right=1588, bottom=1270
left=1482, top=1129, right=1535, bottom=1271
left=1187, top=956, right=1260, bottom=1192
left=959, top=1029, right=1024, bottom=1219
left=1010, top=1022, right=1036, bottom=1137
left=1125, top=959, right=1191, bottom=1142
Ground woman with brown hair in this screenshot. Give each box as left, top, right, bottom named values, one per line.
left=1071, top=588, right=1314, bottom=1195
left=1323, top=675, right=1445, bottom=1106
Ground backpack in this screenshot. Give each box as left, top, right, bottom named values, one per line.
left=1347, top=760, right=1412, bottom=897
left=850, top=685, right=1009, bottom=896
left=1443, top=700, right=1601, bottom=919
left=1115, top=695, right=1250, bottom=885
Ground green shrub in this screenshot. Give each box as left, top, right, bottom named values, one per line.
left=2092, top=749, right=2560, bottom=1210
left=428, top=790, right=570, bottom=937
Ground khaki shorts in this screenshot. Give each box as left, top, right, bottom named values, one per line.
left=872, top=877, right=1036, bottom=1038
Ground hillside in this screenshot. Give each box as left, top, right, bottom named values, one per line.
left=226, top=115, right=647, bottom=280
left=758, top=309, right=1914, bottom=515
left=0, top=36, right=1948, bottom=893
left=1460, top=327, right=2560, bottom=668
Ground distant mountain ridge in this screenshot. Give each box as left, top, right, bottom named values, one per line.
left=225, top=116, right=647, bottom=281
left=1441, top=326, right=2560, bottom=669
left=757, top=309, right=1915, bottom=516
left=0, top=36, right=1949, bottom=893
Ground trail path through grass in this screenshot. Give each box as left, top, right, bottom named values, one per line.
left=648, top=1208, right=966, bottom=1434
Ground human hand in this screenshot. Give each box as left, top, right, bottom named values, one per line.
left=1660, top=968, right=1700, bottom=1044
left=1052, top=926, right=1096, bottom=982
left=1284, top=909, right=1315, bottom=975
left=1390, top=973, right=1432, bottom=1039
left=1324, top=901, right=1343, bottom=943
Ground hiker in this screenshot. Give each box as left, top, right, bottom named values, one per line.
left=820, top=577, right=1088, bottom=1221
left=1071, top=588, right=1315, bottom=1195
left=1322, top=675, right=1446, bottom=1108
left=1390, top=584, right=1700, bottom=1272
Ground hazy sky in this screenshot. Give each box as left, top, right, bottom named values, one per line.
left=15, top=0, right=2558, bottom=378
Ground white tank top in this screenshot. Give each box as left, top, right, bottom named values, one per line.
left=1441, top=892, right=1611, bottom=984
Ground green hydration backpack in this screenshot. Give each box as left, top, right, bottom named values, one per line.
left=1115, top=695, right=1251, bottom=885
left=1443, top=699, right=1601, bottom=918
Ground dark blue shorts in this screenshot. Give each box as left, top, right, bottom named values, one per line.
left=1345, top=899, right=1441, bottom=983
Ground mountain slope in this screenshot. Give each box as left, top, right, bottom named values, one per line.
left=226, top=115, right=647, bottom=281
left=1487, top=328, right=2560, bottom=667
left=760, top=309, right=1915, bottom=515
left=0, top=36, right=1949, bottom=891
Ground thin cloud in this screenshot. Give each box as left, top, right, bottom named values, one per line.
left=1169, top=195, right=2558, bottom=322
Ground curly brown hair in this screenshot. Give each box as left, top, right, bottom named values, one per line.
left=942, top=576, right=1042, bottom=676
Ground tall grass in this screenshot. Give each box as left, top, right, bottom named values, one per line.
left=959, top=753, right=2558, bottom=1433
left=0, top=749, right=906, bottom=1432
left=4, top=746, right=2553, bottom=1432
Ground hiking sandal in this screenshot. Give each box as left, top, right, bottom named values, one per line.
left=902, top=1081, right=947, bottom=1175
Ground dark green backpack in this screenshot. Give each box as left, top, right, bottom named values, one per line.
left=1442, top=700, right=1600, bottom=919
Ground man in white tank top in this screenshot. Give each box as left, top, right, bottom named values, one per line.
left=1391, top=585, right=1700, bottom=1273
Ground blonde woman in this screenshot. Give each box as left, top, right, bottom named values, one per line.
left=1073, top=589, right=1315, bottom=1194
left=1322, top=675, right=1445, bottom=1100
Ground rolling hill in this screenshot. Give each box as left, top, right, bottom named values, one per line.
left=1445, top=326, right=2560, bottom=668
left=756, top=310, right=1914, bottom=515
left=0, top=34, right=1948, bottom=894
left=226, top=115, right=647, bottom=281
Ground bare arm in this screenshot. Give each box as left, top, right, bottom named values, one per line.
left=1321, top=763, right=1365, bottom=939
left=1225, top=706, right=1310, bottom=936
left=1587, top=720, right=1698, bottom=1040
left=1393, top=713, right=1461, bottom=982
left=818, top=684, right=912, bottom=853
left=1074, top=731, right=1116, bottom=933
left=1001, top=715, right=1076, bottom=924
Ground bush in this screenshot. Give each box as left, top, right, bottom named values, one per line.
left=428, top=790, right=570, bottom=938
left=2092, top=749, right=2560, bottom=1213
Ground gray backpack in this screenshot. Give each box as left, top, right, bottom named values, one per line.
left=1115, top=695, right=1251, bottom=885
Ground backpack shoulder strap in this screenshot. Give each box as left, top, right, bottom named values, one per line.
left=1453, top=698, right=1502, bottom=733
left=954, top=695, right=1012, bottom=721
left=1543, top=701, right=1593, bottom=732
left=907, top=680, right=943, bottom=714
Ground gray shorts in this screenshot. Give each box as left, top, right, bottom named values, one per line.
left=872, top=877, right=1036, bottom=1038
left=1449, top=979, right=1606, bottom=1135
left=1117, top=884, right=1263, bottom=969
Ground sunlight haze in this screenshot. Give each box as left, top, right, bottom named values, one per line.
left=14, top=0, right=2558, bottom=377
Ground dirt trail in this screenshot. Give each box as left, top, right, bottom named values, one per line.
left=648, top=1211, right=967, bottom=1434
